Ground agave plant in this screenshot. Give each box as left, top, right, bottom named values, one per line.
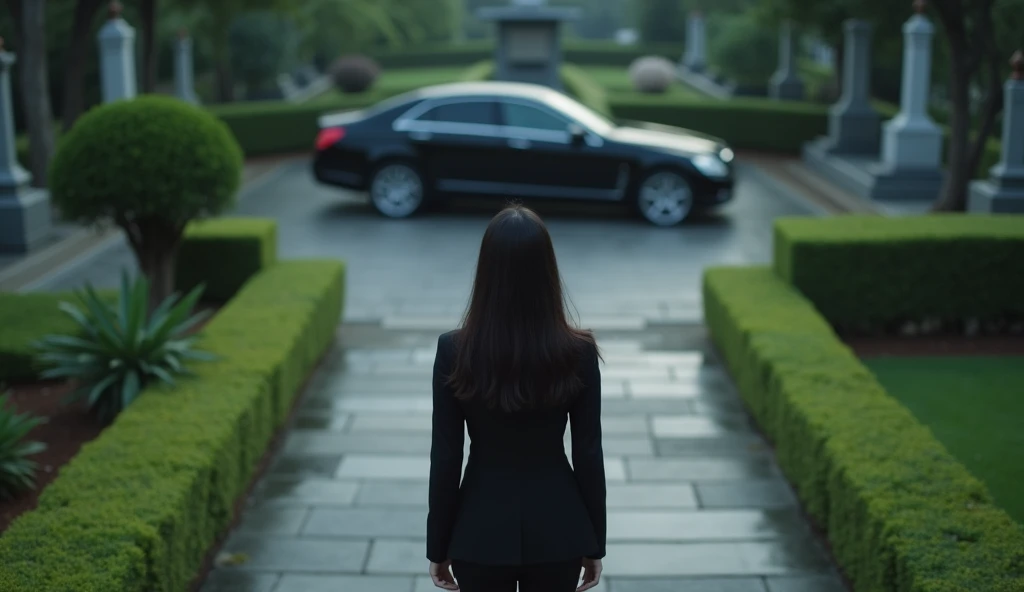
left=34, top=272, right=216, bottom=423
left=0, top=392, right=46, bottom=501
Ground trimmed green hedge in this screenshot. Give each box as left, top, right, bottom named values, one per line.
left=609, top=95, right=829, bottom=152
left=562, top=64, right=612, bottom=117
left=0, top=291, right=116, bottom=383
left=175, top=217, right=278, bottom=303
left=703, top=266, right=1024, bottom=592
left=774, top=215, right=1024, bottom=328
left=0, top=260, right=345, bottom=591
left=368, top=40, right=684, bottom=69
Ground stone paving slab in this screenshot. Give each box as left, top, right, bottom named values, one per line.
left=202, top=335, right=843, bottom=592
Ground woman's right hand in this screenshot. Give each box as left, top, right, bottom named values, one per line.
left=577, top=558, right=603, bottom=591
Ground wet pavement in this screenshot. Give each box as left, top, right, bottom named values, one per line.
left=25, top=157, right=846, bottom=590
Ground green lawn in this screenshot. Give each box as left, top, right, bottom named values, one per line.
left=864, top=355, right=1024, bottom=524
left=579, top=66, right=700, bottom=99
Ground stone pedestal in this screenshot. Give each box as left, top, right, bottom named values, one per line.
left=478, top=1, right=579, bottom=91
left=174, top=30, right=199, bottom=104
left=863, top=2, right=945, bottom=201
left=683, top=12, right=707, bottom=73
left=0, top=44, right=51, bottom=253
left=824, top=20, right=880, bottom=155
left=769, top=21, right=805, bottom=101
left=98, top=2, right=136, bottom=103
left=969, top=52, right=1024, bottom=213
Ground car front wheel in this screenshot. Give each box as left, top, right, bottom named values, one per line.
left=369, top=161, right=424, bottom=219
left=636, top=170, right=694, bottom=227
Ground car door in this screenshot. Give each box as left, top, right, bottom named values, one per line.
left=497, top=99, right=628, bottom=201
left=394, top=98, right=506, bottom=194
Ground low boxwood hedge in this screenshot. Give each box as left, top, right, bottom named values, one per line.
left=0, top=259, right=346, bottom=591
left=368, top=40, right=684, bottom=69
left=562, top=64, right=612, bottom=117
left=0, top=291, right=116, bottom=383
left=175, top=217, right=278, bottom=303
left=703, top=266, right=1024, bottom=592
left=773, top=215, right=1024, bottom=329
left=608, top=95, right=829, bottom=152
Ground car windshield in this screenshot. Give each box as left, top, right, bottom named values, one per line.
left=541, top=92, right=616, bottom=135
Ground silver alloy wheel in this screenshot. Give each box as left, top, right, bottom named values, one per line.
left=370, top=163, right=424, bottom=219
left=637, top=171, right=694, bottom=226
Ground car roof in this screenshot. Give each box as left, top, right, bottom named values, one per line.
left=405, top=81, right=566, bottom=102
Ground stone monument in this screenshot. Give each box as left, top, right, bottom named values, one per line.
left=969, top=51, right=1024, bottom=213
left=769, top=21, right=805, bottom=101
left=0, top=38, right=52, bottom=253
left=682, top=11, right=707, bottom=73
left=174, top=29, right=199, bottom=104
left=864, top=0, right=944, bottom=201
left=477, top=0, right=580, bottom=91
left=821, top=19, right=881, bottom=155
left=97, top=1, right=136, bottom=103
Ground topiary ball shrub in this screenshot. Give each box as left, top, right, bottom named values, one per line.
left=331, top=55, right=381, bottom=94
left=628, top=56, right=676, bottom=94
left=49, top=95, right=244, bottom=308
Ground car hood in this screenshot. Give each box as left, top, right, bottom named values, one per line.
left=607, top=121, right=723, bottom=155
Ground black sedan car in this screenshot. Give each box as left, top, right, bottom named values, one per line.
left=312, top=81, right=735, bottom=226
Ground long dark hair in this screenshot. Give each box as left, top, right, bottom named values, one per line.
left=448, top=205, right=597, bottom=412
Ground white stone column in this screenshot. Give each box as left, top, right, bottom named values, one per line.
left=174, top=29, right=199, bottom=104
left=969, top=51, right=1024, bottom=213
left=880, top=1, right=943, bottom=171
left=769, top=20, right=805, bottom=101
left=684, top=11, right=707, bottom=72
left=0, top=38, right=52, bottom=253
left=824, top=19, right=881, bottom=155
left=97, top=1, right=136, bottom=103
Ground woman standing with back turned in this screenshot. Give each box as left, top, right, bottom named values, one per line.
left=426, top=205, right=606, bottom=592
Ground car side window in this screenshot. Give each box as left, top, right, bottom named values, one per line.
left=416, top=101, right=499, bottom=126
left=501, top=102, right=571, bottom=132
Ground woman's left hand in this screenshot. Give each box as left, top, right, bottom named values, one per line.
left=430, top=560, right=459, bottom=590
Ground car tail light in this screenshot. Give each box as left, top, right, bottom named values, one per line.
left=315, top=127, right=345, bottom=151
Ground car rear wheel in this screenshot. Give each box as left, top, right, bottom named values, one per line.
left=636, top=170, right=694, bottom=227
left=369, top=161, right=424, bottom=219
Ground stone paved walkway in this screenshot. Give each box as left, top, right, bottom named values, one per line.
left=201, top=324, right=846, bottom=592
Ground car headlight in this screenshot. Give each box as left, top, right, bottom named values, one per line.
left=690, top=153, right=730, bottom=178
left=719, top=147, right=735, bottom=163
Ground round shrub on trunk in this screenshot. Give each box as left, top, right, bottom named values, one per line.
left=331, top=55, right=381, bottom=94
left=628, top=56, right=676, bottom=94
left=48, top=95, right=243, bottom=310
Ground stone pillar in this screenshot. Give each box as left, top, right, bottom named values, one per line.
left=0, top=39, right=52, bottom=253
left=824, top=19, right=880, bottom=155
left=684, top=11, right=707, bottom=72
left=969, top=51, right=1024, bottom=213
left=769, top=21, right=805, bottom=101
left=174, top=29, right=199, bottom=104
left=879, top=1, right=943, bottom=172
left=97, top=1, right=136, bottom=103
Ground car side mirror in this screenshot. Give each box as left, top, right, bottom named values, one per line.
left=568, top=123, right=586, bottom=146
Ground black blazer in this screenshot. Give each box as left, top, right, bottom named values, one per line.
left=426, top=330, right=607, bottom=566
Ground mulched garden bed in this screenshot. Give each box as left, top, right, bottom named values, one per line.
left=0, top=303, right=220, bottom=535
left=845, top=333, right=1024, bottom=358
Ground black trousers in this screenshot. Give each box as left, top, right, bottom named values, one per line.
left=452, top=558, right=583, bottom=592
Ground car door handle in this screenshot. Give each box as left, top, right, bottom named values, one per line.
left=409, top=130, right=433, bottom=141
left=507, top=138, right=531, bottom=150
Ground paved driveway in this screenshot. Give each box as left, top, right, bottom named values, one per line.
left=31, top=159, right=818, bottom=328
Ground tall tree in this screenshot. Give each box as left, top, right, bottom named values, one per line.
left=929, top=0, right=1018, bottom=210
left=5, top=0, right=56, bottom=187
left=60, top=0, right=103, bottom=131
left=139, top=0, right=158, bottom=92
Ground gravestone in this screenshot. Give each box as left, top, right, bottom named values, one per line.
left=683, top=11, right=707, bottom=73
left=478, top=0, right=579, bottom=90
left=97, top=1, right=136, bottom=103
left=174, top=29, right=199, bottom=104
left=863, top=0, right=944, bottom=200
left=769, top=21, right=805, bottom=101
left=969, top=51, right=1024, bottom=213
left=0, top=38, right=52, bottom=253
left=822, top=19, right=880, bottom=155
